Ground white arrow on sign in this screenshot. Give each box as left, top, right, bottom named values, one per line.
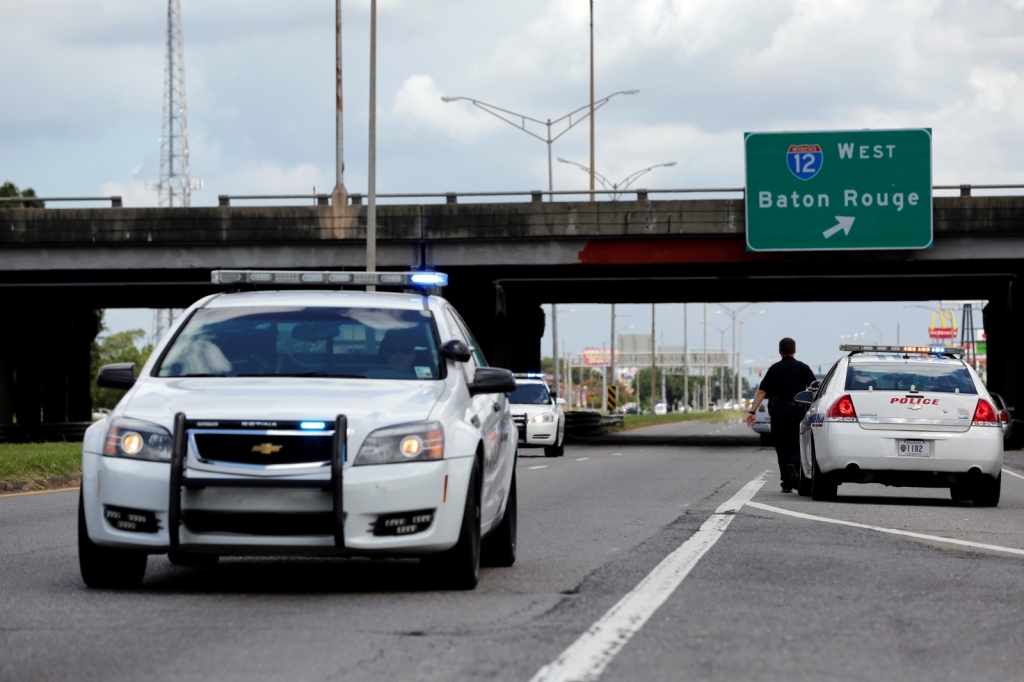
left=822, top=216, right=855, bottom=239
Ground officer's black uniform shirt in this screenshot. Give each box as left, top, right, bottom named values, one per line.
left=759, top=355, right=816, bottom=403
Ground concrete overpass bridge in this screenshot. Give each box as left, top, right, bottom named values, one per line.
left=1, top=188, right=1022, bottom=435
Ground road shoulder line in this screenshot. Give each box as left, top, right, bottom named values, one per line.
left=529, top=470, right=771, bottom=682
left=0, top=486, right=80, bottom=499
left=746, top=500, right=1024, bottom=557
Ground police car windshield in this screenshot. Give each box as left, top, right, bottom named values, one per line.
left=845, top=363, right=977, bottom=394
left=509, top=383, right=552, bottom=405
left=156, top=306, right=442, bottom=380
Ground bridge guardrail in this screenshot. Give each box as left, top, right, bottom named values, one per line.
left=0, top=196, right=122, bottom=208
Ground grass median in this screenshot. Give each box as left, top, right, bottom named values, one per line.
left=615, top=410, right=748, bottom=432
left=0, top=442, right=82, bottom=485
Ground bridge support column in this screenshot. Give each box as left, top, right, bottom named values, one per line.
left=3, top=306, right=99, bottom=432
left=444, top=276, right=543, bottom=373
left=984, top=284, right=1022, bottom=447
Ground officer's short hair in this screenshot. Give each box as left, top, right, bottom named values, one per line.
left=779, top=337, right=796, bottom=355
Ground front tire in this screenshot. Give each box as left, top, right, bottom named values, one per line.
left=78, top=493, right=147, bottom=589
left=481, top=470, right=517, bottom=567
left=971, top=474, right=1001, bottom=507
left=544, top=444, right=564, bottom=457
left=423, top=459, right=481, bottom=590
left=810, top=449, right=838, bottom=501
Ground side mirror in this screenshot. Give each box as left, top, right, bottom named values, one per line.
left=556, top=398, right=566, bottom=406
left=439, top=339, right=472, bottom=362
left=97, top=362, right=137, bottom=390
left=468, top=367, right=517, bottom=396
left=794, top=390, right=814, bottom=405
left=808, top=380, right=822, bottom=391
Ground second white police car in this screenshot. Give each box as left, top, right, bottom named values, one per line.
left=79, top=270, right=518, bottom=590
left=796, top=345, right=1003, bottom=506
left=508, top=374, right=566, bottom=457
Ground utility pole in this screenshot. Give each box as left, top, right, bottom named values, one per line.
left=335, top=0, right=344, bottom=190
left=683, top=303, right=689, bottom=410
left=366, top=0, right=377, bottom=288
left=589, top=0, right=595, bottom=203
left=609, top=303, right=616, bottom=411
left=552, top=304, right=560, bottom=399
left=650, top=303, right=657, bottom=411
left=703, top=303, right=709, bottom=411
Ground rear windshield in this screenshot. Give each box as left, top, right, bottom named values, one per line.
left=156, top=306, right=441, bottom=380
left=845, top=362, right=977, bottom=394
left=509, top=383, right=552, bottom=405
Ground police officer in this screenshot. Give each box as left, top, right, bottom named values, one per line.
left=745, top=337, right=816, bottom=492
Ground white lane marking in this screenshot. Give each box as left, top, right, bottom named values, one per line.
left=0, top=486, right=80, bottom=499
left=528, top=465, right=549, bottom=470
left=611, top=453, right=622, bottom=457
left=575, top=458, right=589, bottom=461
left=1002, top=468, right=1024, bottom=481
left=529, top=470, right=771, bottom=682
left=746, top=501, right=1024, bottom=557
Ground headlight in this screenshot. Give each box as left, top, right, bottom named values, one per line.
left=354, top=421, right=444, bottom=466
left=103, top=417, right=173, bottom=462
left=532, top=412, right=555, bottom=423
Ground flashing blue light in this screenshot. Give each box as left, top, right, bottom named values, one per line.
left=931, top=346, right=947, bottom=354
left=300, top=421, right=327, bottom=430
left=526, top=372, right=546, bottom=379
left=410, top=272, right=448, bottom=286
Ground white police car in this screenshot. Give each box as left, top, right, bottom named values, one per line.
left=797, top=345, right=1003, bottom=506
left=751, top=402, right=772, bottom=445
left=79, top=271, right=518, bottom=590
left=509, top=374, right=565, bottom=457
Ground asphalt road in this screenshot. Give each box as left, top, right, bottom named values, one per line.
left=3, top=434, right=1024, bottom=681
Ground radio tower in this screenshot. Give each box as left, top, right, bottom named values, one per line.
left=156, top=0, right=191, bottom=207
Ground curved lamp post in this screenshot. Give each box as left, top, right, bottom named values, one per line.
left=557, top=159, right=676, bottom=201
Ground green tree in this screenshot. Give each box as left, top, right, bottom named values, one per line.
left=1, top=181, right=44, bottom=208
left=91, top=328, right=154, bottom=410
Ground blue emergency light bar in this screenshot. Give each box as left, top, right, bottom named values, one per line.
left=513, top=373, right=547, bottom=379
left=299, top=421, right=327, bottom=430
left=210, top=270, right=448, bottom=288
left=840, top=344, right=964, bottom=355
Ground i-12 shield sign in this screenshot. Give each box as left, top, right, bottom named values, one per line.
left=787, top=144, right=823, bottom=180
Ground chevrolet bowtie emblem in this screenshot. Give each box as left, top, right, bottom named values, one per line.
left=908, top=405, right=923, bottom=410
left=251, top=442, right=283, bottom=455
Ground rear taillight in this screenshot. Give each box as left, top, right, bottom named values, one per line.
left=1000, top=410, right=1010, bottom=423
left=827, top=394, right=857, bottom=422
left=973, top=399, right=999, bottom=425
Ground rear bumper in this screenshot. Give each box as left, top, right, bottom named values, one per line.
left=82, top=451, right=473, bottom=556
left=751, top=422, right=771, bottom=434
left=817, top=424, right=1003, bottom=480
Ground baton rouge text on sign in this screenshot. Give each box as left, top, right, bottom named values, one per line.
left=745, top=129, right=933, bottom=252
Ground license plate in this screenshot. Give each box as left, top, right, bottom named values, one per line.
left=897, top=439, right=931, bottom=457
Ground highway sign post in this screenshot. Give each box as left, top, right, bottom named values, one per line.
left=745, top=129, right=932, bottom=251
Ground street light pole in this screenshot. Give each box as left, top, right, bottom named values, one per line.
left=589, top=0, right=595, bottom=203
left=335, top=0, right=344, bottom=189
left=650, top=303, right=656, bottom=411
left=558, top=159, right=676, bottom=200
left=552, top=303, right=559, bottom=399
left=737, top=310, right=764, bottom=406
left=703, top=303, right=708, bottom=412
left=864, top=322, right=884, bottom=344
left=441, top=90, right=638, bottom=202
left=609, top=304, right=616, bottom=411
left=366, top=0, right=377, bottom=289
left=683, top=303, right=689, bottom=410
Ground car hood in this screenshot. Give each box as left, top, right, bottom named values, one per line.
left=121, top=377, right=446, bottom=450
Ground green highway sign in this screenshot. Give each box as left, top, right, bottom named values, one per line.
left=744, top=129, right=932, bottom=251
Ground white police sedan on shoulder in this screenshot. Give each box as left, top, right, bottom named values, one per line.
left=509, top=374, right=565, bottom=457
left=79, top=270, right=518, bottom=590
left=796, top=345, right=1002, bottom=506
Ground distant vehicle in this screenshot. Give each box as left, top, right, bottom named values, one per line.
left=624, top=404, right=639, bottom=415
left=797, top=344, right=1002, bottom=505
left=751, top=401, right=772, bottom=445
left=654, top=402, right=667, bottom=415
left=509, top=375, right=565, bottom=457
left=989, top=392, right=1014, bottom=444
left=91, top=407, right=111, bottom=421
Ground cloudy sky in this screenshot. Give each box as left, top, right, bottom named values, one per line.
left=3, top=0, right=1021, bottom=375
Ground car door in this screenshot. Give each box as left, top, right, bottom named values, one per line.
left=802, top=360, right=841, bottom=476
left=445, top=308, right=508, bottom=528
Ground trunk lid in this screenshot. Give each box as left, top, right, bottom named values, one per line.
left=849, top=391, right=979, bottom=432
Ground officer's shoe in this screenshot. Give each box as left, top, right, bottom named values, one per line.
left=780, top=483, right=793, bottom=493
left=785, top=463, right=800, bottom=489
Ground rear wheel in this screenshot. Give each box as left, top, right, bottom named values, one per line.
left=950, top=485, right=971, bottom=502
left=971, top=474, right=1001, bottom=507
left=481, top=471, right=517, bottom=567
left=797, top=461, right=812, bottom=496
left=810, top=449, right=838, bottom=501
left=78, top=493, right=147, bottom=589
left=423, top=459, right=481, bottom=590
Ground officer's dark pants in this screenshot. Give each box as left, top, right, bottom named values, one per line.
left=770, top=403, right=804, bottom=486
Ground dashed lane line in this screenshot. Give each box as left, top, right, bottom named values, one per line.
left=529, top=470, right=771, bottom=682
left=528, top=465, right=549, bottom=470
left=611, top=453, right=622, bottom=457
left=575, top=458, right=589, bottom=461
left=746, top=500, right=1024, bottom=558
